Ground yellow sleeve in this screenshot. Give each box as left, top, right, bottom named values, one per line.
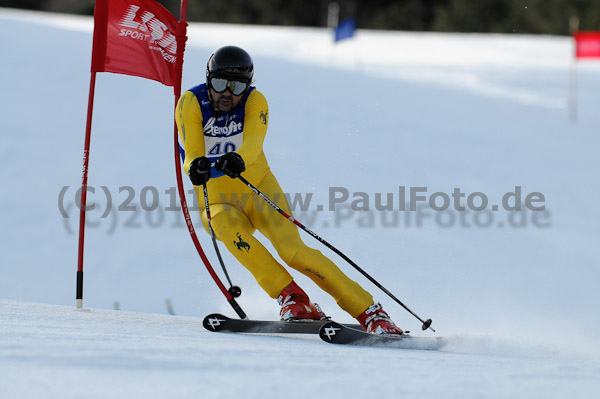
left=176, top=91, right=205, bottom=175
left=238, top=89, right=268, bottom=165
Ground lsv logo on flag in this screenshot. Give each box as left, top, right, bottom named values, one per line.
left=118, top=4, right=177, bottom=63
left=91, top=0, right=181, bottom=86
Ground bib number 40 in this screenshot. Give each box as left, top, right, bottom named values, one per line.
left=208, top=142, right=236, bottom=156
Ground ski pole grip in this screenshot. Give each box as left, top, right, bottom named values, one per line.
left=228, top=298, right=247, bottom=320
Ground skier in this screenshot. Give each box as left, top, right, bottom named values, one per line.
left=176, top=45, right=403, bottom=335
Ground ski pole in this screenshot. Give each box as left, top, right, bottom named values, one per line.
left=202, top=183, right=242, bottom=298
left=237, top=174, right=435, bottom=332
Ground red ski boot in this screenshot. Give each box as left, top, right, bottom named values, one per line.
left=357, top=303, right=404, bottom=335
left=277, top=281, right=326, bottom=321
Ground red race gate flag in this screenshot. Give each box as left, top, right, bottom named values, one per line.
left=574, top=31, right=600, bottom=59
left=77, top=0, right=246, bottom=317
left=91, top=0, right=179, bottom=86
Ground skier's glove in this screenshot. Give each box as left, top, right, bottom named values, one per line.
left=215, top=152, right=245, bottom=178
left=188, top=156, right=212, bottom=185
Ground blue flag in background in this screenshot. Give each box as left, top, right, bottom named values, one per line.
left=334, top=17, right=356, bottom=42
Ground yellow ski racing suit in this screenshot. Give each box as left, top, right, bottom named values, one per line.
left=176, top=84, right=373, bottom=317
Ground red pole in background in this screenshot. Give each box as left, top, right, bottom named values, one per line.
left=172, top=0, right=246, bottom=319
left=75, top=71, right=97, bottom=309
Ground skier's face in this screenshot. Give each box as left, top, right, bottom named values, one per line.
left=210, top=88, right=242, bottom=112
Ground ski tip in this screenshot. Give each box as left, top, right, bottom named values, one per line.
left=319, top=321, right=345, bottom=343
left=202, top=313, right=230, bottom=332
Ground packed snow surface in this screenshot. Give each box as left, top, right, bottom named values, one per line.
left=1, top=8, right=599, bottom=399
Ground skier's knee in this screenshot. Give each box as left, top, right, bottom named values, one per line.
left=274, top=240, right=300, bottom=265
left=210, top=212, right=246, bottom=240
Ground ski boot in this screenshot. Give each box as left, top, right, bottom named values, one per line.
left=357, top=302, right=404, bottom=335
left=277, top=281, right=326, bottom=321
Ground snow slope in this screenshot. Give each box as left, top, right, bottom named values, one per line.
left=2, top=300, right=598, bottom=399
left=1, top=8, right=600, bottom=399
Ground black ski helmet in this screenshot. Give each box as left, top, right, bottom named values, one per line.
left=206, top=46, right=254, bottom=85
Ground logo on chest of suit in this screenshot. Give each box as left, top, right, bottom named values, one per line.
left=204, top=116, right=243, bottom=137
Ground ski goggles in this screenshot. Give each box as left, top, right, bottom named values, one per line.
left=209, top=77, right=249, bottom=96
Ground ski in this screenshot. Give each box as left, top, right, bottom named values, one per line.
left=203, top=313, right=362, bottom=334
left=319, top=321, right=445, bottom=350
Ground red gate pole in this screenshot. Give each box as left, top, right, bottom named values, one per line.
left=75, top=71, right=97, bottom=309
